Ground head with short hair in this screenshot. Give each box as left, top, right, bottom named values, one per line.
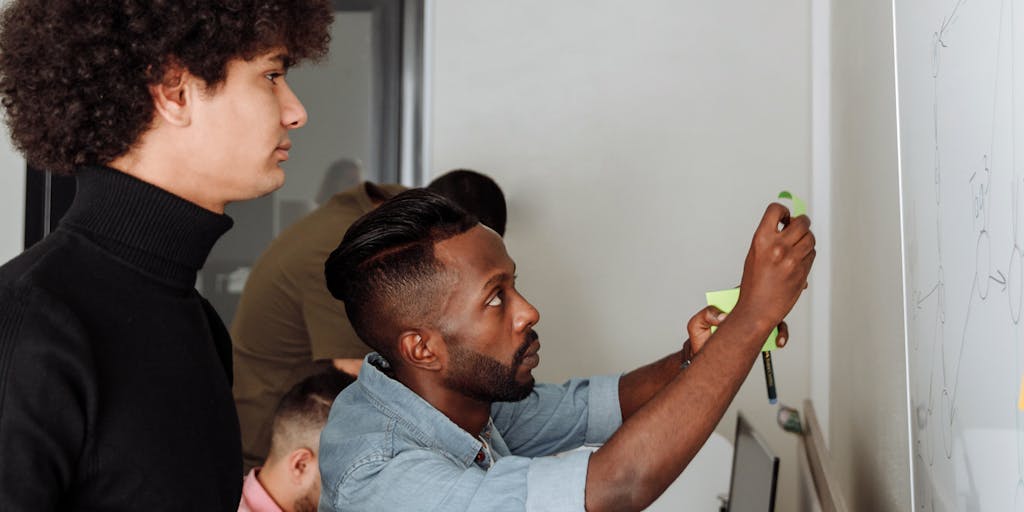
left=325, top=189, right=479, bottom=363
left=427, top=169, right=508, bottom=236
left=0, top=0, right=333, bottom=174
left=268, top=369, right=354, bottom=461
left=316, top=158, right=363, bottom=204
left=264, top=369, right=354, bottom=512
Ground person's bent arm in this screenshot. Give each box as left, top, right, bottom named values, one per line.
left=585, top=203, right=816, bottom=511
left=616, top=308, right=789, bottom=421
left=331, top=357, right=362, bottom=376
left=299, top=272, right=369, bottom=375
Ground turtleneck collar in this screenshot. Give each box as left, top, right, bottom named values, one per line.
left=59, top=165, right=234, bottom=289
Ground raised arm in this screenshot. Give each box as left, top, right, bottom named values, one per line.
left=585, top=203, right=815, bottom=511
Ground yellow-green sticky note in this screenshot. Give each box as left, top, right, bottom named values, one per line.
left=705, top=287, right=778, bottom=352
left=778, top=190, right=806, bottom=217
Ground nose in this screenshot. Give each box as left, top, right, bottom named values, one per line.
left=513, top=293, right=540, bottom=333
left=279, top=82, right=308, bottom=129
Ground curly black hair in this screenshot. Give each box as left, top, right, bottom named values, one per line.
left=0, top=0, right=333, bottom=174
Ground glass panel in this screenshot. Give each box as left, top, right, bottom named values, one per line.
left=277, top=12, right=377, bottom=232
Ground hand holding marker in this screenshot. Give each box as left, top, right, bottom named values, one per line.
left=706, top=191, right=806, bottom=405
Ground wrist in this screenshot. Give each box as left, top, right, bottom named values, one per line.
left=726, top=306, right=777, bottom=343
left=680, top=340, right=693, bottom=370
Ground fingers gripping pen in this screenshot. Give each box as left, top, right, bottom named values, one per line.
left=706, top=191, right=805, bottom=405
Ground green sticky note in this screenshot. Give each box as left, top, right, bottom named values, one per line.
left=705, top=287, right=778, bottom=352
left=778, top=190, right=806, bottom=217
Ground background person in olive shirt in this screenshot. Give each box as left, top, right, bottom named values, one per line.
left=233, top=169, right=507, bottom=470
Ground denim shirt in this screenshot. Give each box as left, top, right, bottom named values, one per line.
left=318, top=353, right=623, bottom=512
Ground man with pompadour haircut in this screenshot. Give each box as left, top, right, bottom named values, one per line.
left=232, top=169, right=507, bottom=472
left=318, top=188, right=814, bottom=511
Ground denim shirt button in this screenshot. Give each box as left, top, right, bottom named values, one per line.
left=475, top=450, right=485, bottom=463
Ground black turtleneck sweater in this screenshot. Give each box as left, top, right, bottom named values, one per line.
left=0, top=166, right=242, bottom=510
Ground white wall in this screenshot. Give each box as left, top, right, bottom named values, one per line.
left=829, top=0, right=911, bottom=510
left=429, top=1, right=812, bottom=509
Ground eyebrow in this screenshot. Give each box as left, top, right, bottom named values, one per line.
left=479, top=264, right=517, bottom=297
left=267, top=52, right=293, bottom=69
left=480, top=273, right=509, bottom=296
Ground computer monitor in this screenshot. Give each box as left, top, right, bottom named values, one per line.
left=727, top=413, right=780, bottom=512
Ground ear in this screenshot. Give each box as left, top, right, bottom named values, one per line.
left=397, top=330, right=445, bottom=371
left=287, top=447, right=316, bottom=484
left=148, top=63, right=196, bottom=127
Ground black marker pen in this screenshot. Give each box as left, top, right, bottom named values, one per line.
left=762, top=351, right=777, bottom=404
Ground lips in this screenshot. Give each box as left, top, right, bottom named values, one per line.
left=520, top=339, right=541, bottom=369
left=525, top=339, right=540, bottom=357
left=275, top=141, right=292, bottom=161
left=522, top=353, right=540, bottom=369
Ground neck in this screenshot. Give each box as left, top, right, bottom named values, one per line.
left=255, top=461, right=293, bottom=512
left=62, top=165, right=232, bottom=287
left=396, top=367, right=491, bottom=436
left=107, top=134, right=227, bottom=214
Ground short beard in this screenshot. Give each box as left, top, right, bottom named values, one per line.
left=443, top=330, right=537, bottom=403
left=293, top=492, right=317, bottom=512
left=292, top=476, right=320, bottom=512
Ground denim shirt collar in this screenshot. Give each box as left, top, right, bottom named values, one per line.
left=358, top=353, right=488, bottom=467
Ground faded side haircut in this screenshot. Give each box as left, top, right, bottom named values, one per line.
left=324, top=189, right=478, bottom=364
left=268, top=369, right=354, bottom=461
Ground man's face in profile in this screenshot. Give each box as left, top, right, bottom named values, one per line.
left=432, top=225, right=542, bottom=403
left=188, top=48, right=307, bottom=205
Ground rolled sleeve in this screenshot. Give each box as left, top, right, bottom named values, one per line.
left=525, top=449, right=591, bottom=511
left=584, top=374, right=623, bottom=445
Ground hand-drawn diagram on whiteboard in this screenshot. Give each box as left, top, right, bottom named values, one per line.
left=896, top=0, right=1024, bottom=510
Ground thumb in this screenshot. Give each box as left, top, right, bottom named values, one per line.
left=704, top=305, right=727, bottom=327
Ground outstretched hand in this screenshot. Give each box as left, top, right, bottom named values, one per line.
left=735, top=203, right=816, bottom=328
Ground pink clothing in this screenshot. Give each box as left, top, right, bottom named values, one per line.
left=238, top=468, right=283, bottom=512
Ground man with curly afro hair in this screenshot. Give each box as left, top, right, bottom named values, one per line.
left=0, top=0, right=333, bottom=510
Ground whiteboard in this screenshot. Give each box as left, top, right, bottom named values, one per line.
left=895, top=0, right=1024, bottom=510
